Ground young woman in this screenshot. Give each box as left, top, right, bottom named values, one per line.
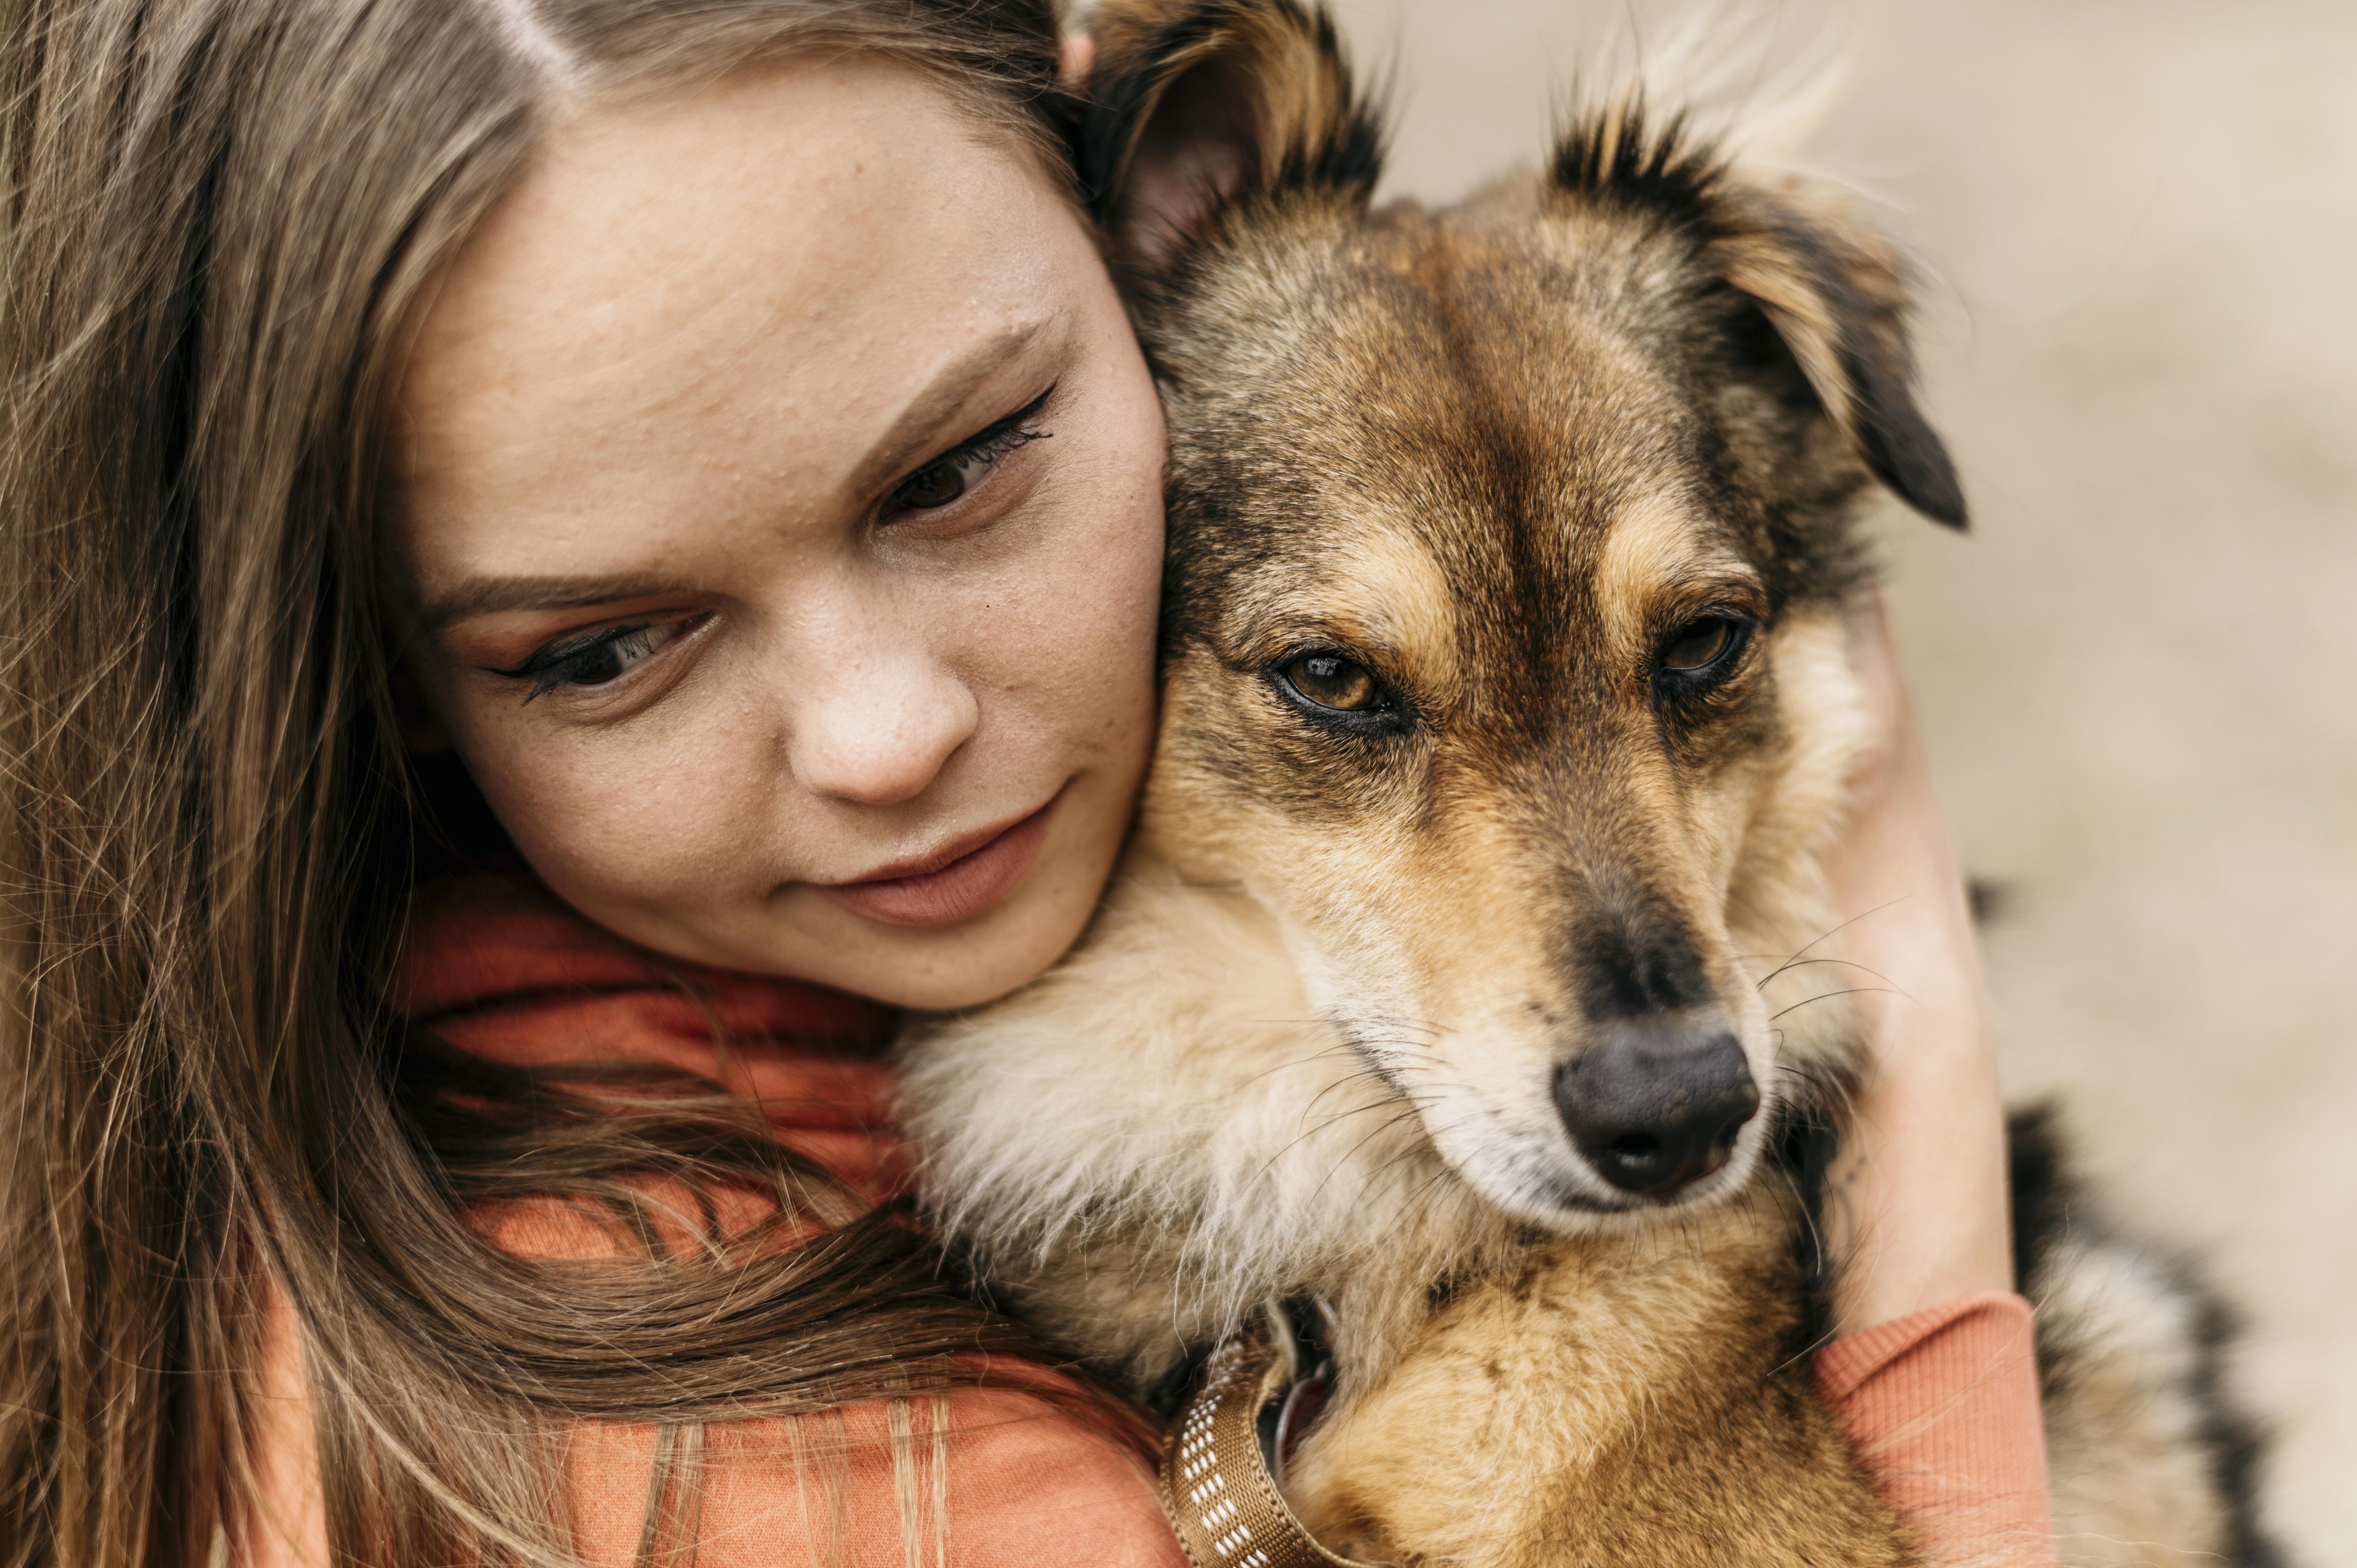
left=0, top=0, right=2045, bottom=1563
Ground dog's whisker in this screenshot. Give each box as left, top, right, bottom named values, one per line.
left=1254, top=1102, right=1398, bottom=1183
left=1256, top=1078, right=1449, bottom=1186
left=1235, top=1045, right=1375, bottom=1090
left=1767, top=985, right=1901, bottom=1023
left=1306, top=1107, right=1438, bottom=1208
left=1750, top=899, right=1915, bottom=990
left=1297, top=1064, right=1419, bottom=1118
left=1752, top=955, right=1903, bottom=992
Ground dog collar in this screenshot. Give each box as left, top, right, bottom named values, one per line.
left=1159, top=1325, right=1392, bottom=1568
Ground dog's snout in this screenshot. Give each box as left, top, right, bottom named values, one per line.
left=1553, top=1019, right=1759, bottom=1199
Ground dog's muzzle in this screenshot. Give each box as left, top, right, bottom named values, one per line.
left=1552, top=1014, right=1760, bottom=1199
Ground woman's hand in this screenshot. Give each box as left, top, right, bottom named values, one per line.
left=1815, top=597, right=2015, bottom=1334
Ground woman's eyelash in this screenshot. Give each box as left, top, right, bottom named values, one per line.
left=948, top=390, right=1055, bottom=470
left=885, top=384, right=1057, bottom=514
left=482, top=622, right=670, bottom=705
left=977, top=384, right=1056, bottom=446
left=970, top=420, right=1050, bottom=464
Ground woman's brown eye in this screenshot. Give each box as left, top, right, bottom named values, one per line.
left=1282, top=653, right=1380, bottom=711
left=891, top=456, right=968, bottom=511
left=1659, top=616, right=1743, bottom=673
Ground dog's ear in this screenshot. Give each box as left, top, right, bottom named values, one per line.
left=1080, top=0, right=1384, bottom=270
left=1553, top=107, right=1967, bottom=530
left=1708, top=183, right=1968, bottom=529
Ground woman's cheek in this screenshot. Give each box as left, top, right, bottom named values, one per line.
left=965, top=512, right=1158, bottom=761
left=989, top=408, right=1164, bottom=728
left=458, top=699, right=786, bottom=915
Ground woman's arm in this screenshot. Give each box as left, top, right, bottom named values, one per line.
left=1813, top=597, right=2054, bottom=1567
left=1818, top=596, right=2014, bottom=1334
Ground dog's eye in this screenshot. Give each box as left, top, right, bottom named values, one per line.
left=1279, top=652, right=1382, bottom=712
left=1657, top=615, right=1749, bottom=676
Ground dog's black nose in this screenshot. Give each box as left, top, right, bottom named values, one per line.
left=1554, top=1019, right=1759, bottom=1199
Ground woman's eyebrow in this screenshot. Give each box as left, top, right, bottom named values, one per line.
left=843, top=318, right=1053, bottom=498
left=420, top=321, right=1062, bottom=632
left=420, top=574, right=688, bottom=631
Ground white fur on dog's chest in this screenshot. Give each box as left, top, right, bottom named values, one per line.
left=898, top=849, right=1516, bottom=1381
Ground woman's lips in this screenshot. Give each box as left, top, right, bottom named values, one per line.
left=815, top=792, right=1062, bottom=930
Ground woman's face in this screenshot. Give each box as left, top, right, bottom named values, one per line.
left=392, top=58, right=1165, bottom=1009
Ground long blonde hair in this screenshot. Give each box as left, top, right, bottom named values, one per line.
left=0, top=2, right=1124, bottom=1563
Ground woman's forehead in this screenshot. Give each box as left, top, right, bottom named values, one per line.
left=393, top=53, right=1088, bottom=581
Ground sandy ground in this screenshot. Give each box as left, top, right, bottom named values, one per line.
left=1306, top=0, right=2355, bottom=1558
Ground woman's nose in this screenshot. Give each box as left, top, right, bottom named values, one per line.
left=785, top=648, right=979, bottom=807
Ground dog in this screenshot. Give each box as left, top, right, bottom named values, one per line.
left=898, top=4, right=2280, bottom=1563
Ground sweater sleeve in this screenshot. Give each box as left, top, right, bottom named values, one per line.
left=1816, top=1291, right=2057, bottom=1568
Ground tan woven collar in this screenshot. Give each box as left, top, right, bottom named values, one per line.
left=1158, top=1328, right=1391, bottom=1568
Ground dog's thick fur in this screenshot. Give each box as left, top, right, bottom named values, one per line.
left=898, top=4, right=2279, bottom=1563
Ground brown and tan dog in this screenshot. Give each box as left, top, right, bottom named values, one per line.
left=899, top=4, right=2276, bottom=1564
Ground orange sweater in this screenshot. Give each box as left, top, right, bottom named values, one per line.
left=247, top=871, right=2052, bottom=1566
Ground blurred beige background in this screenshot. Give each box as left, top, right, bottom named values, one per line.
left=1308, top=0, right=2355, bottom=1559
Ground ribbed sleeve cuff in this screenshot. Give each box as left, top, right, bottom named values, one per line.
left=1816, top=1291, right=2057, bottom=1568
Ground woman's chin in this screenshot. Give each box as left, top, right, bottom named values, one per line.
left=795, top=883, right=1098, bottom=1011
left=805, top=777, right=1132, bottom=1009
